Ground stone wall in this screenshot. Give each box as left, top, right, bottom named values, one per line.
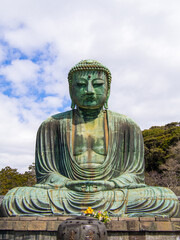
left=0, top=216, right=180, bottom=240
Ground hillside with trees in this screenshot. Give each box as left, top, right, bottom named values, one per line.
left=143, top=122, right=180, bottom=194
left=0, top=122, right=180, bottom=195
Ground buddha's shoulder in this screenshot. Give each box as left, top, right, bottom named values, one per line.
left=51, top=110, right=72, bottom=120
left=107, top=110, right=141, bottom=129
left=41, top=110, right=72, bottom=125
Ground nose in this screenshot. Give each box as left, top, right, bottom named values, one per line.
left=87, top=82, right=94, bottom=94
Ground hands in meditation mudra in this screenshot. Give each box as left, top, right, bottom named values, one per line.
left=1, top=60, right=179, bottom=217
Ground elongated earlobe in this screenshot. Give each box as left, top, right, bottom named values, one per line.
left=71, top=101, right=75, bottom=109
left=104, top=101, right=108, bottom=110
left=104, top=89, right=110, bottom=110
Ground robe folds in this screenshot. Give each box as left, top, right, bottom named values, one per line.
left=0, top=110, right=179, bottom=217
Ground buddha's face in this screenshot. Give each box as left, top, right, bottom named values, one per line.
left=70, top=70, right=108, bottom=109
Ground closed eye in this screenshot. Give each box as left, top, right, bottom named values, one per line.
left=76, top=83, right=86, bottom=87
left=93, top=83, right=104, bottom=87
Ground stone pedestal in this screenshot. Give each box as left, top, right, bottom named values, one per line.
left=0, top=216, right=180, bottom=240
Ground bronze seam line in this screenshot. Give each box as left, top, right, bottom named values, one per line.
left=72, top=110, right=75, bottom=156
left=104, top=110, right=109, bottom=155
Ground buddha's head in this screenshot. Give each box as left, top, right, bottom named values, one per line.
left=68, top=60, right=111, bottom=110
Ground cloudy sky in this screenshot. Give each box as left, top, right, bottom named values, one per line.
left=0, top=0, right=180, bottom=173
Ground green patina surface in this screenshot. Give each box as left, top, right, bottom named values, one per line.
left=0, top=60, right=179, bottom=217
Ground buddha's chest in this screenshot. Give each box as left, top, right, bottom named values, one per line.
left=73, top=116, right=107, bottom=168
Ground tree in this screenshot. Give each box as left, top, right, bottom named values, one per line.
left=145, top=139, right=180, bottom=194
left=0, top=163, right=36, bottom=195
left=23, top=163, right=36, bottom=186
left=143, top=122, right=180, bottom=172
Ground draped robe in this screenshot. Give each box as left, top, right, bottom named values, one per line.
left=0, top=110, right=179, bottom=217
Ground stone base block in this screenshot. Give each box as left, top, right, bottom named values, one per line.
left=0, top=216, right=180, bottom=240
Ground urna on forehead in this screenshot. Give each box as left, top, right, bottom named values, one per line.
left=68, top=59, right=112, bottom=88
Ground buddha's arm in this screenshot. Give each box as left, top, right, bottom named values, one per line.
left=109, top=174, right=146, bottom=189
left=109, top=118, right=146, bottom=189
left=35, top=173, right=70, bottom=189
left=35, top=118, right=70, bottom=187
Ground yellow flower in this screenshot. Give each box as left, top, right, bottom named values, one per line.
left=82, top=208, right=110, bottom=223
left=83, top=207, right=94, bottom=215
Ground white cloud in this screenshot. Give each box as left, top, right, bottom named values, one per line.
left=0, top=94, right=36, bottom=172
left=1, top=59, right=39, bottom=83
left=0, top=59, right=40, bottom=96
left=0, top=44, right=7, bottom=63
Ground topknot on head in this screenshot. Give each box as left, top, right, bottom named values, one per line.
left=68, top=59, right=112, bottom=89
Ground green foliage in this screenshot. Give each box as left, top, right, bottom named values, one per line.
left=143, top=122, right=180, bottom=172
left=143, top=122, right=180, bottom=194
left=23, top=163, right=36, bottom=187
left=0, top=164, right=36, bottom=195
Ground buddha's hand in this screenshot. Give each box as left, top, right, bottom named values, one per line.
left=111, top=181, right=147, bottom=189
left=65, top=180, right=115, bottom=192
left=35, top=173, right=69, bottom=189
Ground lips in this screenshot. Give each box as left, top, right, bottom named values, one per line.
left=82, top=96, right=96, bottom=101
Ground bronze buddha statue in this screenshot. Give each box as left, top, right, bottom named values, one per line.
left=1, top=60, right=179, bottom=217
